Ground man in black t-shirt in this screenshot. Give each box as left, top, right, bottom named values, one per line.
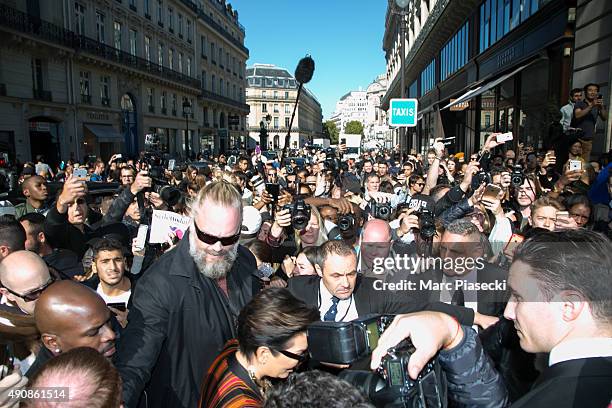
left=573, top=83, right=608, bottom=161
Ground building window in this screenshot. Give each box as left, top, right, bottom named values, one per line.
left=167, top=7, right=173, bottom=32
left=420, top=59, right=436, bottom=95
left=100, top=76, right=110, bottom=106
left=187, top=20, right=192, bottom=43
left=273, top=117, right=279, bottom=129
left=178, top=13, right=183, bottom=37
left=96, top=12, right=105, bottom=43
left=113, top=21, right=122, bottom=50
left=144, top=0, right=150, bottom=16
left=273, top=104, right=279, bottom=113
left=285, top=91, right=289, bottom=99
left=158, top=43, right=164, bottom=66
left=157, top=0, right=163, bottom=24
left=74, top=3, right=85, bottom=36
left=129, top=29, right=137, bottom=55
left=284, top=104, right=290, bottom=114
left=31, top=58, right=44, bottom=93
left=201, top=70, right=206, bottom=90
left=227, top=80, right=230, bottom=97
left=211, top=41, right=216, bottom=63
left=200, top=35, right=206, bottom=57
left=161, top=91, right=167, bottom=113
left=218, top=47, right=223, bottom=67
left=147, top=87, right=154, bottom=112
left=211, top=74, right=216, bottom=92
left=479, top=0, right=545, bottom=53
left=285, top=117, right=290, bottom=128
left=79, top=71, right=90, bottom=103
left=169, top=48, right=174, bottom=70
left=177, top=52, right=182, bottom=72
left=239, top=87, right=242, bottom=102
left=219, top=78, right=224, bottom=96
left=129, top=0, right=136, bottom=9
left=226, top=52, right=229, bottom=68
left=440, top=21, right=469, bottom=81
left=172, top=93, right=177, bottom=115
left=187, top=56, right=191, bottom=76
left=262, top=90, right=267, bottom=99
left=232, top=57, right=236, bottom=74
left=262, top=103, right=267, bottom=113
left=233, top=84, right=236, bottom=100
left=144, top=36, right=151, bottom=61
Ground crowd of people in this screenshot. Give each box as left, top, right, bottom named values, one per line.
left=0, top=123, right=610, bottom=407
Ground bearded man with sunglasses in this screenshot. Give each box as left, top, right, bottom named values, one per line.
left=115, top=181, right=260, bottom=408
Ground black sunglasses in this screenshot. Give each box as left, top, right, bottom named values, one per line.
left=2, top=277, right=55, bottom=302
left=275, top=349, right=309, bottom=363
left=193, top=221, right=240, bottom=246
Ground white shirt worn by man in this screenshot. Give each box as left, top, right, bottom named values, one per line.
left=548, top=337, right=612, bottom=366
left=318, top=279, right=359, bottom=322
left=96, top=284, right=131, bottom=306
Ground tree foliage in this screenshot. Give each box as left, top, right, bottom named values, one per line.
left=344, top=120, right=364, bottom=135
left=323, top=120, right=339, bottom=144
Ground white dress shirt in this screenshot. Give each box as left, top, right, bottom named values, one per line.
left=548, top=337, right=612, bottom=367
left=318, top=280, right=359, bottom=322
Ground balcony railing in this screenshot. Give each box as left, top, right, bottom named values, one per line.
left=0, top=4, right=201, bottom=89
left=33, top=88, right=52, bottom=101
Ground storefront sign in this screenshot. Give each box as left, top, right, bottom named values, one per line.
left=86, top=111, right=111, bottom=121
left=449, top=99, right=469, bottom=111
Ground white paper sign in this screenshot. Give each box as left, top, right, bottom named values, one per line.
left=149, top=210, right=191, bottom=244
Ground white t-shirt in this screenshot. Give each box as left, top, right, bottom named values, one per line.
left=96, top=284, right=131, bottom=306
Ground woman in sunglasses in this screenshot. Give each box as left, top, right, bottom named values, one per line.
left=200, top=288, right=319, bottom=408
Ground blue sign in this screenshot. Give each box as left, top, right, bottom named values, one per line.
left=389, top=99, right=418, bottom=127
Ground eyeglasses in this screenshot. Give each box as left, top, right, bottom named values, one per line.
left=2, top=277, right=55, bottom=302
left=415, top=182, right=425, bottom=187
left=275, top=349, right=309, bottom=363
left=193, top=221, right=240, bottom=246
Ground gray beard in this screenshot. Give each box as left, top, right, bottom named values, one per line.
left=189, top=234, right=238, bottom=279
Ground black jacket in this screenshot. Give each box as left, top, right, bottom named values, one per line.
left=114, top=232, right=260, bottom=408
left=287, top=275, right=474, bottom=325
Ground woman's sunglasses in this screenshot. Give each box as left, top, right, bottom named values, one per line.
left=193, top=222, right=240, bottom=246
left=275, top=349, right=309, bottom=363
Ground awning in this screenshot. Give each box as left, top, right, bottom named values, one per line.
left=441, top=60, right=538, bottom=111
left=417, top=103, right=437, bottom=121
left=84, top=124, right=124, bottom=143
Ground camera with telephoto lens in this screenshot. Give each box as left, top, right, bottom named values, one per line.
left=337, top=213, right=355, bottom=232
left=471, top=169, right=492, bottom=189
left=145, top=166, right=181, bottom=207
left=510, top=165, right=525, bottom=187
left=416, top=209, right=437, bottom=240
left=281, top=196, right=311, bottom=230
left=307, top=315, right=445, bottom=408
left=285, top=164, right=294, bottom=175
left=370, top=201, right=392, bottom=221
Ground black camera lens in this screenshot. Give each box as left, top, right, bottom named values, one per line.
left=338, top=214, right=354, bottom=232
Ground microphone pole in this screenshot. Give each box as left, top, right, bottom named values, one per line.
left=281, top=55, right=315, bottom=164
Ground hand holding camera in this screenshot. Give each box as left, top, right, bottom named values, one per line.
left=397, top=208, right=419, bottom=235
left=370, top=312, right=463, bottom=380
left=130, top=171, right=153, bottom=195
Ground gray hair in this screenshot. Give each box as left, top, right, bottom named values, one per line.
left=191, top=180, right=243, bottom=220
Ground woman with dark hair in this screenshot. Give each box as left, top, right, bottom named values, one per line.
left=200, top=288, right=319, bottom=408
left=564, top=194, right=592, bottom=228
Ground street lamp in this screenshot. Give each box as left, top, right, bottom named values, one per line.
left=393, top=0, right=410, bottom=153
left=259, top=113, right=272, bottom=150
left=182, top=99, right=192, bottom=159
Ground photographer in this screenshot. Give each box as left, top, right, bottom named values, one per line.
left=573, top=83, right=608, bottom=161
left=370, top=229, right=612, bottom=408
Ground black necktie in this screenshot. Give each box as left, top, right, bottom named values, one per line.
left=323, top=296, right=340, bottom=321
left=451, top=288, right=465, bottom=307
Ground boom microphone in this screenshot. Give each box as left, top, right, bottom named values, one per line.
left=295, top=55, right=315, bottom=84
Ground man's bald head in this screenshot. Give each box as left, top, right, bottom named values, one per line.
left=35, top=281, right=116, bottom=358
left=362, top=219, right=392, bottom=243
left=0, top=250, right=50, bottom=314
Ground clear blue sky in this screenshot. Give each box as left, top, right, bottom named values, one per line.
left=230, top=0, right=387, bottom=119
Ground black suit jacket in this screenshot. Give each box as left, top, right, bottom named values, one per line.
left=512, top=357, right=612, bottom=407
left=115, top=232, right=260, bottom=408
left=288, top=275, right=474, bottom=324
left=424, top=262, right=509, bottom=317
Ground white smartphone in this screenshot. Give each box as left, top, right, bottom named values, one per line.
left=135, top=224, right=149, bottom=250
left=115, top=154, right=122, bottom=159
left=74, top=168, right=88, bottom=179
left=168, top=159, right=176, bottom=171
left=496, top=132, right=514, bottom=143
left=568, top=160, right=582, bottom=171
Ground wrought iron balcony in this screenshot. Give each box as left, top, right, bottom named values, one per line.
left=0, top=4, right=201, bottom=89
left=201, top=89, right=249, bottom=111
left=33, top=88, right=52, bottom=101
